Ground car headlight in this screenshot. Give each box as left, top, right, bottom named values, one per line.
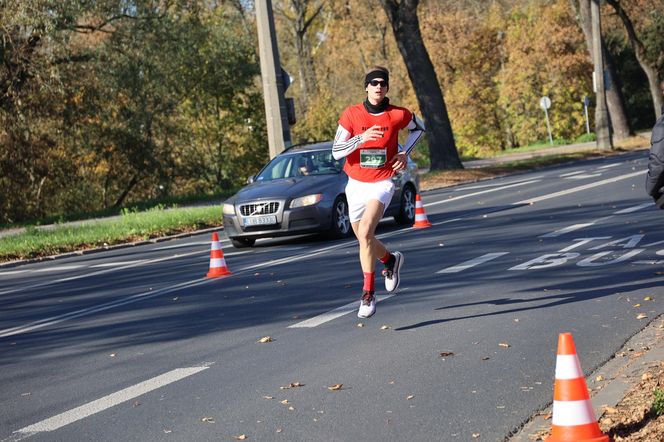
left=290, top=194, right=322, bottom=208
left=222, top=203, right=235, bottom=215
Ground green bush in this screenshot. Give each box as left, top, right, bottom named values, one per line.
left=574, top=132, right=596, bottom=143
left=652, top=388, right=664, bottom=417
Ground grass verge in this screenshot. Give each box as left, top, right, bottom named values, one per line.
left=0, top=205, right=221, bottom=263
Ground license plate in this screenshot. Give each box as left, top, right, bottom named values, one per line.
left=243, top=215, right=277, bottom=226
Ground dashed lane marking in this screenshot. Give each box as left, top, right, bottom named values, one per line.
left=513, top=170, right=644, bottom=205
left=614, top=202, right=653, bottom=214
left=424, top=179, right=542, bottom=208
left=12, top=365, right=210, bottom=438
left=540, top=223, right=598, bottom=238
left=288, top=295, right=394, bottom=328
left=436, top=252, right=509, bottom=274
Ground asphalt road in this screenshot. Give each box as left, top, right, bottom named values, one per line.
left=1, top=150, right=663, bottom=442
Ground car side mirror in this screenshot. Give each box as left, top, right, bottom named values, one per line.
left=247, top=175, right=255, bottom=184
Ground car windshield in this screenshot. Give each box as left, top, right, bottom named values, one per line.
left=255, top=150, right=343, bottom=181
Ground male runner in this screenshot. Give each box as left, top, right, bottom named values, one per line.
left=332, top=66, right=425, bottom=318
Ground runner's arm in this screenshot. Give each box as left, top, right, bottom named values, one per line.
left=332, top=125, right=362, bottom=160
left=400, top=114, right=425, bottom=156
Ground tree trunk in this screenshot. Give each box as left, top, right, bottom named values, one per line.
left=605, top=0, right=662, bottom=119
left=380, top=0, right=462, bottom=170
left=284, top=0, right=322, bottom=109
left=575, top=0, right=631, bottom=139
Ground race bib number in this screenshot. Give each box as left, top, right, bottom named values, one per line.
left=360, top=149, right=386, bottom=168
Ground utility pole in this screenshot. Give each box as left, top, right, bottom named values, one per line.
left=591, top=0, right=613, bottom=150
left=256, top=0, right=291, bottom=158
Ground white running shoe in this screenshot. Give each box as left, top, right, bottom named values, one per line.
left=357, top=291, right=376, bottom=318
left=382, top=251, right=403, bottom=292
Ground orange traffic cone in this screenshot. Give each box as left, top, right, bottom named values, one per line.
left=206, top=232, right=232, bottom=278
left=546, top=333, right=609, bottom=442
left=412, top=193, right=432, bottom=229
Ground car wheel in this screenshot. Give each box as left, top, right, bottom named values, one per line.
left=230, top=237, right=256, bottom=248
left=394, top=184, right=416, bottom=225
left=328, top=196, right=351, bottom=239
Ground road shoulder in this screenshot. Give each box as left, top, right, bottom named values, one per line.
left=508, top=314, right=664, bottom=441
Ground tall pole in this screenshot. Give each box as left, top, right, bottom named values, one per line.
left=591, top=0, right=613, bottom=150
left=256, top=0, right=291, bottom=158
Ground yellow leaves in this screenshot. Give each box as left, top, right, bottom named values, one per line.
left=327, top=384, right=343, bottom=391
left=257, top=336, right=273, bottom=343
left=233, top=435, right=248, bottom=440
left=380, top=325, right=391, bottom=330
left=200, top=416, right=215, bottom=423
left=498, top=342, right=511, bottom=348
left=636, top=313, right=648, bottom=320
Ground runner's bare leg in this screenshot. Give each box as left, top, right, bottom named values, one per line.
left=351, top=199, right=388, bottom=273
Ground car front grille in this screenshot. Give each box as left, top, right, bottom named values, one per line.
left=239, top=201, right=280, bottom=216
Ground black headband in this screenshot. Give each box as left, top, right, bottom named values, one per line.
left=364, top=70, right=389, bottom=88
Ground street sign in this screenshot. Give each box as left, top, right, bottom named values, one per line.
left=540, top=96, right=553, bottom=145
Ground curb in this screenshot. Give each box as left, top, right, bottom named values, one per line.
left=508, top=314, right=664, bottom=441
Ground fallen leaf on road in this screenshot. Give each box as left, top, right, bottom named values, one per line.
left=472, top=432, right=481, bottom=438
left=636, top=313, right=648, bottom=320
left=439, top=351, right=454, bottom=357
left=281, top=382, right=304, bottom=389
left=263, top=396, right=274, bottom=400
left=498, top=342, right=510, bottom=348
left=200, top=417, right=215, bottom=423
left=380, top=325, right=391, bottom=330
left=233, top=435, right=247, bottom=440
left=644, top=296, right=654, bottom=301
left=406, top=395, right=414, bottom=400
left=109, top=353, right=116, bottom=358
left=328, top=384, right=343, bottom=391
left=596, top=375, right=605, bottom=381
left=357, top=323, right=364, bottom=327
left=258, top=336, right=273, bottom=343
left=482, top=357, right=490, bottom=361
left=633, top=303, right=641, bottom=308
left=280, top=399, right=290, bottom=405
left=276, top=428, right=283, bottom=433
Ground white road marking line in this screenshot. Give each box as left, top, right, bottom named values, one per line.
left=90, top=261, right=145, bottom=268
left=453, top=176, right=544, bottom=191
left=598, top=163, right=621, bottom=169
left=513, top=170, right=644, bottom=205
left=288, top=295, right=394, bottom=328
left=540, top=216, right=614, bottom=238
left=424, top=179, right=541, bottom=208
left=565, top=173, right=602, bottom=179
left=33, top=265, right=86, bottom=272
left=0, top=269, right=28, bottom=275
left=0, top=250, right=205, bottom=296
left=614, top=202, right=652, bottom=214
left=155, top=241, right=217, bottom=250
left=559, top=170, right=586, bottom=177
left=436, top=252, right=509, bottom=274
left=540, top=223, right=596, bottom=238
left=15, top=365, right=210, bottom=434
left=0, top=279, right=211, bottom=338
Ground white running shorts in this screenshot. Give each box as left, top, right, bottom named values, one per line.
left=345, top=177, right=395, bottom=223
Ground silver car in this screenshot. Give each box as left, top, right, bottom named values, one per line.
left=222, top=141, right=420, bottom=248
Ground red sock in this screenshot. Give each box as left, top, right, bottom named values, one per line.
left=379, top=251, right=391, bottom=264
left=363, top=272, right=375, bottom=292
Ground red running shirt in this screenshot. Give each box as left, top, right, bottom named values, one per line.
left=338, top=103, right=413, bottom=182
